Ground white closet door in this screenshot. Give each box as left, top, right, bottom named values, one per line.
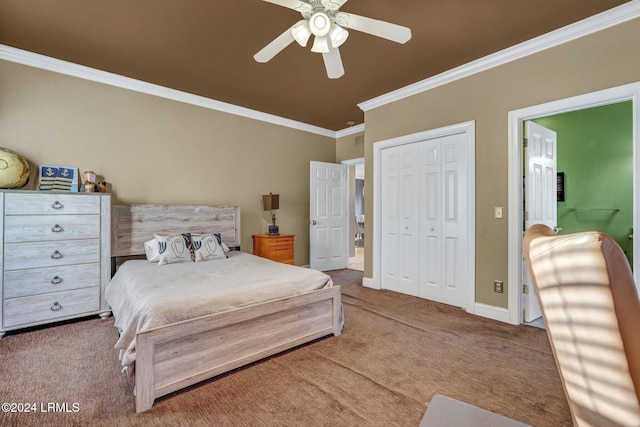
left=381, top=133, right=468, bottom=307
left=419, top=133, right=468, bottom=308
left=381, top=147, right=399, bottom=292
left=419, top=139, right=442, bottom=301
left=439, top=133, right=468, bottom=308
left=397, top=143, right=420, bottom=296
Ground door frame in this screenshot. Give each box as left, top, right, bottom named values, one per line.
left=342, top=157, right=365, bottom=264
left=507, top=82, right=640, bottom=325
left=371, top=121, right=476, bottom=314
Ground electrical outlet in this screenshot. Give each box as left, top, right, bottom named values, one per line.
left=494, top=280, right=504, bottom=293
left=494, top=207, right=503, bottom=219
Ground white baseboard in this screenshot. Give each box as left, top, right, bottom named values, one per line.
left=474, top=303, right=513, bottom=324
left=362, top=277, right=379, bottom=289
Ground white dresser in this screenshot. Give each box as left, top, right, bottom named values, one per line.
left=0, top=190, right=111, bottom=337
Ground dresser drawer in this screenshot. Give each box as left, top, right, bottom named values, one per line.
left=5, top=215, right=101, bottom=243
left=4, top=239, right=100, bottom=270
left=267, top=236, right=294, bottom=248
left=3, top=287, right=100, bottom=328
left=4, top=264, right=100, bottom=298
left=5, top=193, right=101, bottom=215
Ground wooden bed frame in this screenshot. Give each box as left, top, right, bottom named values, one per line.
left=110, top=204, right=343, bottom=413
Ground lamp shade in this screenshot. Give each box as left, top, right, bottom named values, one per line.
left=291, top=20, right=312, bottom=47
left=262, top=193, right=279, bottom=211
left=311, top=36, right=330, bottom=53
left=329, top=24, right=348, bottom=48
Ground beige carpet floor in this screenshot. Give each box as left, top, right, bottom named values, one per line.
left=0, top=269, right=571, bottom=426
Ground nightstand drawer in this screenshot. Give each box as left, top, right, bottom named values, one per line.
left=269, top=246, right=294, bottom=263
left=267, top=237, right=294, bottom=248
left=3, top=287, right=100, bottom=328
left=4, top=239, right=100, bottom=270
left=4, top=264, right=100, bottom=298
left=5, top=215, right=101, bottom=243
left=5, top=193, right=101, bottom=215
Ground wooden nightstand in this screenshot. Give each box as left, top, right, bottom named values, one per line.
left=252, top=234, right=294, bottom=265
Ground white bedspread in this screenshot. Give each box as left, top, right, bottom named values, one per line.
left=105, top=251, right=333, bottom=374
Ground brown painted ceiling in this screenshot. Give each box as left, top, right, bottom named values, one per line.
left=0, top=0, right=630, bottom=131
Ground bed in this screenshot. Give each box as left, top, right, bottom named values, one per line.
left=106, top=204, right=343, bottom=413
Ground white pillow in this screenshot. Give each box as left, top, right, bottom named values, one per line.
left=192, top=233, right=227, bottom=261
left=155, top=233, right=193, bottom=265
left=144, top=239, right=160, bottom=263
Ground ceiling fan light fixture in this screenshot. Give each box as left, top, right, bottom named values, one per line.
left=309, top=11, right=331, bottom=37
left=311, top=35, right=330, bottom=53
left=291, top=20, right=312, bottom=47
left=328, top=24, right=348, bottom=48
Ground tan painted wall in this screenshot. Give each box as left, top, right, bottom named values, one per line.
left=0, top=61, right=335, bottom=264
left=364, top=17, right=640, bottom=308
left=336, top=131, right=365, bottom=163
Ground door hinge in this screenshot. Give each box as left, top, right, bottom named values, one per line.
left=523, top=137, right=528, bottom=148
left=523, top=284, right=529, bottom=294
left=524, top=211, right=529, bottom=221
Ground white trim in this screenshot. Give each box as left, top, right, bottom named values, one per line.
left=372, top=121, right=476, bottom=313
left=474, top=303, right=511, bottom=323
left=336, top=124, right=365, bottom=138
left=341, top=157, right=364, bottom=166
left=508, top=82, right=640, bottom=325
left=0, top=44, right=337, bottom=138
left=358, top=2, right=640, bottom=112
left=362, top=276, right=377, bottom=289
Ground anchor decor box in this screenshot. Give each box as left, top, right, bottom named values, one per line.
left=38, top=165, right=79, bottom=192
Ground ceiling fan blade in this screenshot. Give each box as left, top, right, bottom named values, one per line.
left=335, top=12, right=411, bottom=44
left=254, top=26, right=296, bottom=63
left=322, top=47, right=345, bottom=79
left=262, top=0, right=308, bottom=12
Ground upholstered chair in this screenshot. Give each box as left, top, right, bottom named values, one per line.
left=523, top=224, right=640, bottom=427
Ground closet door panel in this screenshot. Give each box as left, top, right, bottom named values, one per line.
left=440, top=133, right=468, bottom=308
left=397, top=144, right=420, bottom=296
left=381, top=148, right=399, bottom=291
left=420, top=139, right=443, bottom=300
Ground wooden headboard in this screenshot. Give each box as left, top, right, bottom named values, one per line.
left=111, top=204, right=241, bottom=257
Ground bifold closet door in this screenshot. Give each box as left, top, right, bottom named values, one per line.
left=419, top=133, right=468, bottom=308
left=380, top=143, right=420, bottom=296
left=381, top=132, right=468, bottom=308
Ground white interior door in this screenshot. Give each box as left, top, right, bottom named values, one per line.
left=397, top=144, right=420, bottom=296
left=523, top=121, right=557, bottom=322
left=381, top=148, right=400, bottom=291
left=381, top=133, right=468, bottom=306
left=310, top=161, right=348, bottom=271
left=419, top=133, right=469, bottom=308
left=380, top=145, right=420, bottom=294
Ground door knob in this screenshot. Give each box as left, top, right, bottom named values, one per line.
left=312, top=220, right=317, bottom=225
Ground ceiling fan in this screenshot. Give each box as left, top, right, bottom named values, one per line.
left=254, top=0, right=412, bottom=79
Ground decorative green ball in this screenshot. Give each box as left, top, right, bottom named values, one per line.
left=0, top=147, right=30, bottom=188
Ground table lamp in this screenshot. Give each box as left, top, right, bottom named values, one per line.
left=262, top=193, right=280, bottom=235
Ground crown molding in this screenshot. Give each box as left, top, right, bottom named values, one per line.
left=358, top=1, right=640, bottom=112
left=335, top=123, right=365, bottom=138
left=0, top=44, right=337, bottom=138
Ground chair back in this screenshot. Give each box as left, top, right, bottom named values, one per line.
left=523, top=224, right=640, bottom=426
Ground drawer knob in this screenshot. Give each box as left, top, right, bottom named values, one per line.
left=51, top=276, right=63, bottom=285
left=50, top=302, right=63, bottom=311
left=50, top=250, right=63, bottom=259
left=51, top=224, right=64, bottom=233
left=51, top=201, right=64, bottom=210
